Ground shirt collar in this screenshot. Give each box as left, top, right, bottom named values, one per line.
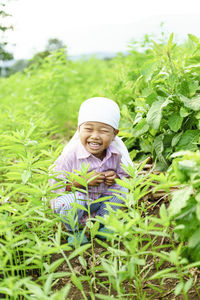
left=76, top=139, right=121, bottom=160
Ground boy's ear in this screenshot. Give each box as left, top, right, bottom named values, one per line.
left=112, top=129, right=119, bottom=140
left=115, top=129, right=119, bottom=135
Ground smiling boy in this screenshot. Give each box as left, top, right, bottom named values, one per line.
left=50, top=97, right=133, bottom=246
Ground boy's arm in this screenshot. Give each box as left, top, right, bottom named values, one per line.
left=103, top=157, right=130, bottom=186
left=65, top=171, right=105, bottom=191
left=103, top=170, right=119, bottom=186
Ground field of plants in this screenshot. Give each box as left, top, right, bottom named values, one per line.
left=1, top=34, right=200, bottom=299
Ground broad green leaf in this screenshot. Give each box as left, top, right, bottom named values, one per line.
left=139, top=138, right=152, bottom=153
left=176, top=130, right=199, bottom=151
left=147, top=98, right=170, bottom=129
left=146, top=100, right=163, bottom=130
left=171, top=132, right=182, bottom=147
left=168, top=113, right=183, bottom=132
left=132, top=118, right=149, bottom=137
left=180, top=95, right=200, bottom=111
left=188, top=227, right=200, bottom=248
left=180, top=107, right=190, bottom=117
left=168, top=186, right=193, bottom=216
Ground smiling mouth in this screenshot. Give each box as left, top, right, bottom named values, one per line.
left=87, top=142, right=102, bottom=150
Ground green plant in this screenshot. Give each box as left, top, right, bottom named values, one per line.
left=168, top=151, right=200, bottom=262
left=120, top=34, right=200, bottom=169
left=1, top=36, right=200, bottom=299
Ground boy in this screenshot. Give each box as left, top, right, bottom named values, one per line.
left=50, top=97, right=132, bottom=245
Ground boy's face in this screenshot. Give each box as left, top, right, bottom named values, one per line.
left=79, top=121, right=118, bottom=160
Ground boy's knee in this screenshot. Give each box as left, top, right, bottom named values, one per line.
left=51, top=196, right=68, bottom=213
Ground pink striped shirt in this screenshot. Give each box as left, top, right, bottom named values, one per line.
left=50, top=139, right=128, bottom=200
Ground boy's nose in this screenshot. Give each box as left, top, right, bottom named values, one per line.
left=91, top=131, right=100, bottom=139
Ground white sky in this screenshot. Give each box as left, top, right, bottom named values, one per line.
left=5, top=0, right=200, bottom=59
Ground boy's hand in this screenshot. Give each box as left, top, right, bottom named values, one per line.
left=104, top=170, right=118, bottom=186
left=87, top=171, right=105, bottom=186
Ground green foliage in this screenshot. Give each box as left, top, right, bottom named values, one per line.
left=1, top=35, right=200, bottom=299
left=168, top=151, right=200, bottom=262
left=119, top=34, right=200, bottom=169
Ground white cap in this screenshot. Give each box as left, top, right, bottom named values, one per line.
left=78, top=97, right=120, bottom=129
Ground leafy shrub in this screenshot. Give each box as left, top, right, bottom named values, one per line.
left=168, top=151, right=200, bottom=262
left=120, top=34, right=200, bottom=169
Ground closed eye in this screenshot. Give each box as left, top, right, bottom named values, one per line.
left=84, top=128, right=92, bottom=131
left=101, top=130, right=109, bottom=133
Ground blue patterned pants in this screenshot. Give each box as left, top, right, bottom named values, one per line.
left=53, top=191, right=125, bottom=231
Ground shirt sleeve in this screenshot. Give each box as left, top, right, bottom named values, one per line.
left=49, top=152, right=73, bottom=194
left=116, top=156, right=129, bottom=179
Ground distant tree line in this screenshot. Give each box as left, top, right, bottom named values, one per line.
left=0, top=0, right=14, bottom=75
left=2, top=37, right=67, bottom=77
